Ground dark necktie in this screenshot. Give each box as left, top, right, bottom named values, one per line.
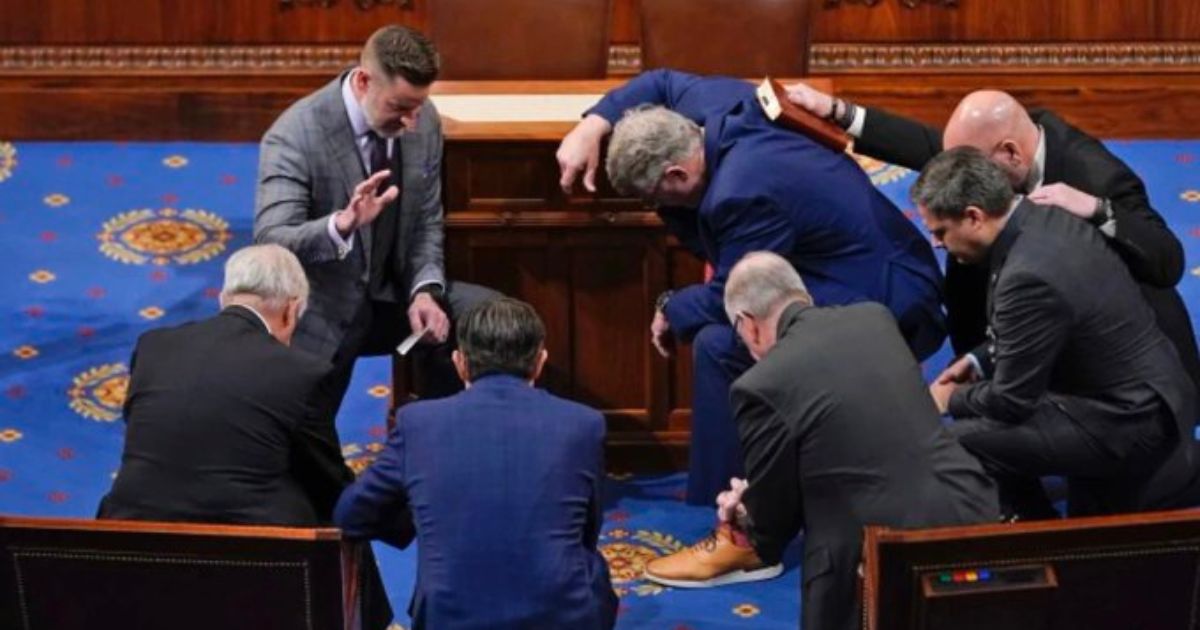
left=364, top=131, right=400, bottom=295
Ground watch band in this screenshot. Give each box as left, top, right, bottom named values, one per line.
left=413, top=284, right=445, bottom=300
left=1089, top=197, right=1114, bottom=228
left=655, top=290, right=674, bottom=313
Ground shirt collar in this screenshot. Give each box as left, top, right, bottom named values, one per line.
left=1024, top=125, right=1046, bottom=193
left=986, top=198, right=1026, bottom=272
left=341, top=70, right=371, bottom=140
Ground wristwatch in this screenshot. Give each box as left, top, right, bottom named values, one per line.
left=412, top=284, right=445, bottom=301
left=1089, top=197, right=1114, bottom=228
left=654, top=290, right=674, bottom=313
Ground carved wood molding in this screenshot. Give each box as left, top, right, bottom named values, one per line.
left=278, top=0, right=412, bottom=9
left=2, top=42, right=1200, bottom=75
left=610, top=42, right=1200, bottom=75
left=811, top=42, right=1200, bottom=72
left=609, top=45, right=640, bottom=77
left=0, top=46, right=359, bottom=73
left=823, top=0, right=957, bottom=7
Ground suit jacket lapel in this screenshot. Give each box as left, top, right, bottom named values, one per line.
left=316, top=73, right=375, bottom=262
left=984, top=201, right=1028, bottom=360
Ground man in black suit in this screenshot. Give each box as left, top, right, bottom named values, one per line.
left=786, top=86, right=1200, bottom=395
left=917, top=147, right=1200, bottom=519
left=643, top=251, right=998, bottom=630
left=98, top=244, right=392, bottom=628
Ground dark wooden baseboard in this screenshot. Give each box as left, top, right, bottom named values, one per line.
left=606, top=435, right=689, bottom=474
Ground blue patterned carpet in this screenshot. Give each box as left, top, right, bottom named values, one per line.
left=1, top=140, right=1199, bottom=628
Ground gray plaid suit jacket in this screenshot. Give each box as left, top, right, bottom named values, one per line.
left=254, top=73, right=446, bottom=364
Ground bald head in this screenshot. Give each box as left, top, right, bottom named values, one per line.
left=942, top=90, right=1040, bottom=190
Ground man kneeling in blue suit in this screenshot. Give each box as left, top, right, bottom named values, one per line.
left=334, top=297, right=617, bottom=630
left=557, top=70, right=947, bottom=507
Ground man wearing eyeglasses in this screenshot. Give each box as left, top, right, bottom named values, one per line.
left=556, top=70, right=947, bottom=507
left=785, top=85, right=1200, bottom=399
left=641, top=251, right=997, bottom=630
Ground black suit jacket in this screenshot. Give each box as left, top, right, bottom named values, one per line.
left=99, top=306, right=352, bottom=526
left=732, top=302, right=998, bottom=630
left=949, top=201, right=1195, bottom=458
left=855, top=107, right=1200, bottom=391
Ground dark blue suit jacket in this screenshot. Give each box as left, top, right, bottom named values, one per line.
left=590, top=70, right=946, bottom=359
left=334, top=374, right=617, bottom=630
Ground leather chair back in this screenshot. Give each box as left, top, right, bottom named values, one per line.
left=0, top=516, right=356, bottom=630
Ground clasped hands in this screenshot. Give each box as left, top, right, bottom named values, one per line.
left=929, top=355, right=980, bottom=415
left=717, top=477, right=750, bottom=526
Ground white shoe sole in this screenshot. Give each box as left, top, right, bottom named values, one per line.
left=642, top=563, right=784, bottom=588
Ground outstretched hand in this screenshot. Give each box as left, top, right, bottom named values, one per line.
left=556, top=114, right=612, bottom=195
left=1028, top=183, right=1100, bottom=220
left=334, top=170, right=399, bottom=236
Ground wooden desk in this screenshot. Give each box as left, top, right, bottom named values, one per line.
left=401, top=79, right=831, bottom=471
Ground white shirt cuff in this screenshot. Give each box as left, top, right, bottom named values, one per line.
left=1099, top=218, right=1117, bottom=238
left=326, top=213, right=355, bottom=260
left=965, top=353, right=985, bottom=380
left=847, top=107, right=866, bottom=138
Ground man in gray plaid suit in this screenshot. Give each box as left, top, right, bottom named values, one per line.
left=255, top=25, right=497, bottom=417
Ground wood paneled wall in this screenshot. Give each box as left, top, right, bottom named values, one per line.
left=6, top=0, right=1197, bottom=45
left=2, top=0, right=1199, bottom=139
left=0, top=0, right=426, bottom=44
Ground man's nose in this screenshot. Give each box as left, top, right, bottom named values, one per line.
left=402, top=107, right=421, bottom=128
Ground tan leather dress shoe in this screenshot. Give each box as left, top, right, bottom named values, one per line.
left=642, top=523, right=783, bottom=588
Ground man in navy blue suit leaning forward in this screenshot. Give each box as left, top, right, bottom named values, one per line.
left=334, top=297, right=617, bottom=630
left=556, top=69, right=947, bottom=507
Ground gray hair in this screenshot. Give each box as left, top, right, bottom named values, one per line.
left=910, top=146, right=1014, bottom=220
left=724, top=251, right=812, bottom=323
left=605, top=104, right=702, bottom=197
left=219, top=244, right=309, bottom=317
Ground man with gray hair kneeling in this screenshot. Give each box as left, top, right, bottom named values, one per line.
left=643, top=251, right=998, bottom=630
left=99, top=243, right=393, bottom=627
left=556, top=70, right=946, bottom=508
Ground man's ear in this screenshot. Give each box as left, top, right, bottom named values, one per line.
left=662, top=164, right=688, bottom=183
left=279, top=298, right=300, bottom=332
left=530, top=348, right=549, bottom=383
left=999, top=139, right=1022, bottom=166
left=351, top=67, right=370, bottom=95
left=963, top=205, right=988, bottom=227
left=451, top=350, right=471, bottom=386
left=742, top=313, right=763, bottom=347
